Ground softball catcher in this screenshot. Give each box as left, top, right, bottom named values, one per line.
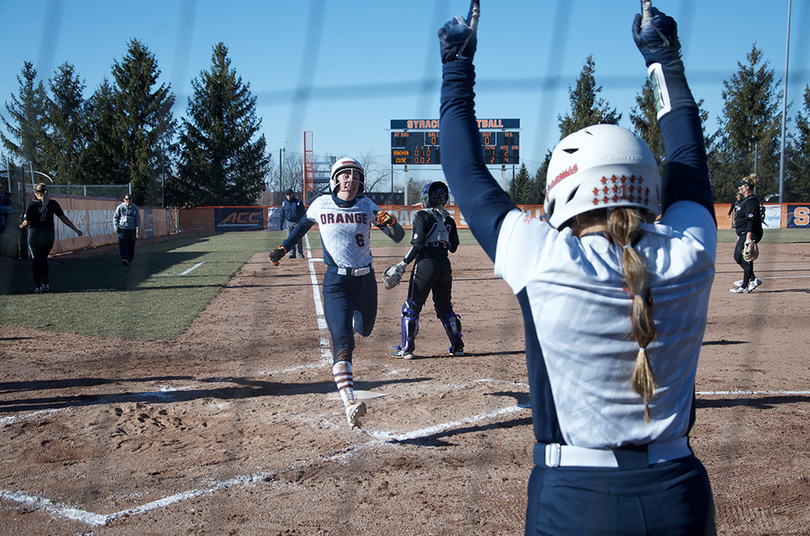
left=385, top=181, right=462, bottom=359
left=438, top=3, right=716, bottom=535
left=268, top=157, right=405, bottom=428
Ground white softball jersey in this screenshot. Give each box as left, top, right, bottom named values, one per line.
left=305, top=195, right=380, bottom=269
left=494, top=200, right=717, bottom=449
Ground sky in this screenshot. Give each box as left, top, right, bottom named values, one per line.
left=1, top=0, right=809, bottom=187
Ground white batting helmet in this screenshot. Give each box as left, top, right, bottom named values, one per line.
left=544, top=124, right=661, bottom=229
left=329, top=157, right=365, bottom=195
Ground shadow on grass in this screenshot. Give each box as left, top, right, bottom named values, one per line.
left=0, top=233, right=217, bottom=295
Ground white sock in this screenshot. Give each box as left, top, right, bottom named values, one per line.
left=332, top=361, right=354, bottom=406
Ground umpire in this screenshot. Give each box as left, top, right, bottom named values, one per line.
left=281, top=189, right=306, bottom=259
left=730, top=174, right=763, bottom=293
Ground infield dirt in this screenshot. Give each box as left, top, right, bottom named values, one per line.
left=1, top=241, right=808, bottom=535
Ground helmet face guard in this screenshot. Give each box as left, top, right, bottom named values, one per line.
left=329, top=157, right=365, bottom=195
left=544, top=125, right=661, bottom=229
left=421, top=181, right=449, bottom=208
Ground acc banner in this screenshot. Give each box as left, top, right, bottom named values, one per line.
left=786, top=204, right=810, bottom=228
left=215, top=207, right=264, bottom=232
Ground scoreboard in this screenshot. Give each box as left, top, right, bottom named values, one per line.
left=390, top=119, right=519, bottom=166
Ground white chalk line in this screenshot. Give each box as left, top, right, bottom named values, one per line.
left=150, top=261, right=205, bottom=277
left=3, top=376, right=807, bottom=526
left=0, top=386, right=531, bottom=527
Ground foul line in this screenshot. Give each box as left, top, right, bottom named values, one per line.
left=302, top=235, right=332, bottom=366
left=151, top=261, right=205, bottom=277
left=0, top=385, right=531, bottom=527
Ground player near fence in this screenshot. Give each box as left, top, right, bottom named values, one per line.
left=114, top=194, right=140, bottom=266
left=730, top=174, right=763, bottom=293
left=385, top=181, right=463, bottom=359
left=438, top=3, right=716, bottom=535
left=19, top=183, right=84, bottom=293
left=268, top=157, right=405, bottom=428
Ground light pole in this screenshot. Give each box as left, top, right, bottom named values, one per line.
left=778, top=0, right=792, bottom=202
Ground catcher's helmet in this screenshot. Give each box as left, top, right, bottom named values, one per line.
left=420, top=181, right=449, bottom=208
left=329, top=157, right=365, bottom=195
left=544, top=124, right=661, bottom=229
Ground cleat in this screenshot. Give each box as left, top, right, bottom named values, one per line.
left=346, top=401, right=366, bottom=428
left=391, top=348, right=414, bottom=360
left=40, top=284, right=49, bottom=293
left=449, top=345, right=464, bottom=357
left=729, top=285, right=749, bottom=294
left=33, top=286, right=43, bottom=294
left=747, top=278, right=761, bottom=292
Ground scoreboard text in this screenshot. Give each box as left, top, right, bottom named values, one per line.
left=390, top=119, right=519, bottom=166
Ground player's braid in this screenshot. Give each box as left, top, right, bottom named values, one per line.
left=608, top=207, right=658, bottom=423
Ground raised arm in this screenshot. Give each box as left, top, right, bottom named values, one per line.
left=438, top=12, right=516, bottom=261
left=632, top=7, right=714, bottom=218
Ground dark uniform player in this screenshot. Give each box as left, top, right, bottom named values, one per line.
left=730, top=174, right=763, bottom=293
left=20, top=183, right=83, bottom=293
left=391, top=181, right=463, bottom=359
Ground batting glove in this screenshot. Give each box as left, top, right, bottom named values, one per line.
left=375, top=210, right=397, bottom=227
left=268, top=245, right=288, bottom=265
left=632, top=7, right=681, bottom=67
left=438, top=13, right=477, bottom=63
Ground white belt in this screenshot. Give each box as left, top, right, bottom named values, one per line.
left=536, top=437, right=692, bottom=468
left=335, top=266, right=371, bottom=276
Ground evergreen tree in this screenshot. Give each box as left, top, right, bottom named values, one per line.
left=173, top=43, right=269, bottom=207
left=41, top=62, right=87, bottom=184
left=82, top=78, right=125, bottom=185
left=630, top=77, right=713, bottom=181
left=558, top=56, right=621, bottom=138
left=714, top=44, right=782, bottom=201
left=1, top=61, right=47, bottom=169
left=787, top=85, right=810, bottom=201
left=112, top=39, right=175, bottom=205
left=533, top=158, right=550, bottom=205
left=508, top=163, right=534, bottom=204
left=629, top=78, right=664, bottom=167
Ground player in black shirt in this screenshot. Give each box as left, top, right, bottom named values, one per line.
left=391, top=181, right=463, bottom=359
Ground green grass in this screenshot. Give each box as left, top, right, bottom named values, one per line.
left=0, top=232, right=271, bottom=341
left=2, top=226, right=808, bottom=342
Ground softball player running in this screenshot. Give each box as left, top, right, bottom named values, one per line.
left=438, top=5, right=716, bottom=535
left=269, top=157, right=405, bottom=428
left=390, top=181, right=462, bottom=359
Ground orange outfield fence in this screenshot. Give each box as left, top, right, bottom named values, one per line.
left=14, top=202, right=805, bottom=258
left=180, top=203, right=807, bottom=234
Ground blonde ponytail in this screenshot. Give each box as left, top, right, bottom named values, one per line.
left=35, top=183, right=49, bottom=216
left=608, top=208, right=657, bottom=423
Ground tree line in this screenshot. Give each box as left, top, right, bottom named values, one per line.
left=509, top=49, right=810, bottom=205
left=3, top=39, right=809, bottom=208
left=1, top=41, right=269, bottom=207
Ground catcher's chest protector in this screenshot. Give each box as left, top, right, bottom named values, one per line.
left=422, top=208, right=450, bottom=244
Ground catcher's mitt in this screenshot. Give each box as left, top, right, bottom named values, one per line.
left=743, top=240, right=759, bottom=262
left=382, top=262, right=406, bottom=290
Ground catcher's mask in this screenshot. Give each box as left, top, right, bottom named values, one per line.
left=420, top=181, right=449, bottom=208
left=544, top=124, right=661, bottom=230
left=329, top=157, right=365, bottom=195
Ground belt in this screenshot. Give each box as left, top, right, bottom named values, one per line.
left=534, top=437, right=692, bottom=468
left=332, top=266, right=371, bottom=277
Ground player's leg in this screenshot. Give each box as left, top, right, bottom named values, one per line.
left=731, top=234, right=753, bottom=292
left=392, top=261, right=431, bottom=358
left=352, top=271, right=377, bottom=337
left=433, top=262, right=463, bottom=355
left=323, top=272, right=365, bottom=427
